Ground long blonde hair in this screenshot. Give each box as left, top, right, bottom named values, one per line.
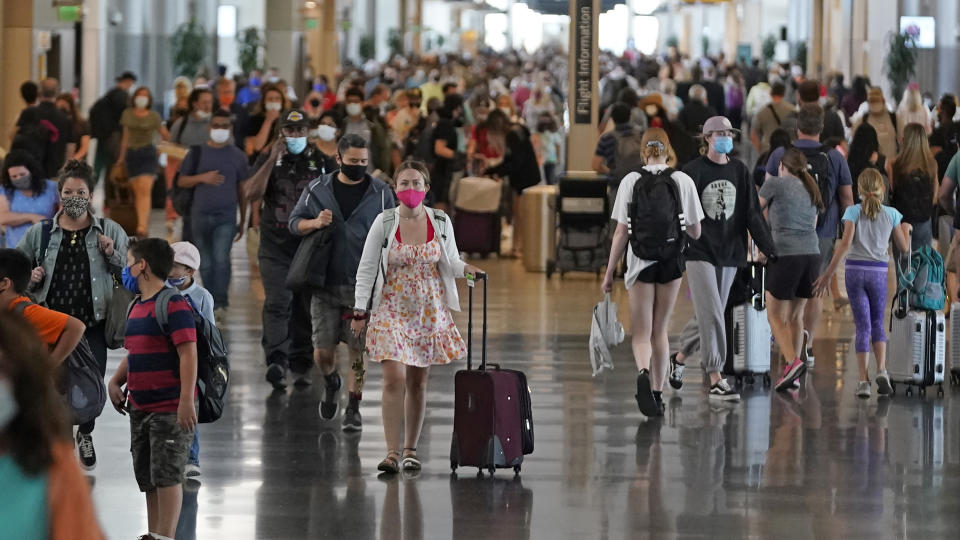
left=892, top=122, right=937, bottom=188
left=857, top=168, right=885, bottom=220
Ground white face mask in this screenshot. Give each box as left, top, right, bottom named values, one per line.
left=134, top=96, right=149, bottom=109
left=315, top=124, right=337, bottom=141
left=499, top=106, right=512, bottom=116
left=0, top=379, right=17, bottom=432
left=195, top=110, right=211, bottom=120
left=346, top=103, right=363, bottom=117
left=210, top=128, right=231, bottom=144
left=265, top=102, right=282, bottom=112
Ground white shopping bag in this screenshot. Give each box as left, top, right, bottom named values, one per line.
left=589, top=293, right=625, bottom=376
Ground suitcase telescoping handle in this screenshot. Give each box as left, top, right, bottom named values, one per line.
left=467, top=272, right=488, bottom=371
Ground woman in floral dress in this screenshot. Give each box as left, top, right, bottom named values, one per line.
left=353, top=161, right=483, bottom=474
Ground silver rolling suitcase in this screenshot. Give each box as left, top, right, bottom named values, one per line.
left=950, top=302, right=960, bottom=384
left=729, top=264, right=772, bottom=387
left=888, top=308, right=946, bottom=396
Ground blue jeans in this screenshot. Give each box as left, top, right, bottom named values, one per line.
left=189, top=428, right=200, bottom=465
left=192, top=209, right=236, bottom=307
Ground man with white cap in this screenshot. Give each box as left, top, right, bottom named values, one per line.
left=678, top=116, right=777, bottom=402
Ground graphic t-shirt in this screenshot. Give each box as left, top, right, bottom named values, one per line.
left=611, top=165, right=704, bottom=287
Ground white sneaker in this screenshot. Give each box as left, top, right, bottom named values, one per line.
left=708, top=379, right=740, bottom=401
left=856, top=381, right=871, bottom=398
left=185, top=463, right=202, bottom=478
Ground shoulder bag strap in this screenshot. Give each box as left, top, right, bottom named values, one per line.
left=767, top=103, right=781, bottom=126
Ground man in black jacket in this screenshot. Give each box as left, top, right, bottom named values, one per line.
left=91, top=72, right=137, bottom=188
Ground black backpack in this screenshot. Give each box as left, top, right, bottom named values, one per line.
left=13, top=301, right=106, bottom=426
left=609, top=129, right=646, bottom=190
left=628, top=167, right=686, bottom=261
left=155, top=288, right=230, bottom=424
left=795, top=144, right=835, bottom=227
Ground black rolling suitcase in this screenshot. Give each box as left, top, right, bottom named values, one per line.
left=451, top=274, right=534, bottom=475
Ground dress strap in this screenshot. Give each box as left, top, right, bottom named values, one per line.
left=394, top=218, right=435, bottom=244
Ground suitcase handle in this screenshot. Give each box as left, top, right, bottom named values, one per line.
left=467, top=272, right=489, bottom=371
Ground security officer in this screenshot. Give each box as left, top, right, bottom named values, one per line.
left=244, top=109, right=335, bottom=390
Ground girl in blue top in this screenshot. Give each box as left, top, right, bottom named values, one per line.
left=814, top=169, right=911, bottom=399
left=0, top=150, right=59, bottom=248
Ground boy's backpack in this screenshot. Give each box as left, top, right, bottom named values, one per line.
left=896, top=244, right=946, bottom=312
left=13, top=301, right=106, bottom=426
left=170, top=145, right=204, bottom=217
left=627, top=167, right=687, bottom=261
left=155, top=288, right=230, bottom=424
left=794, top=143, right=835, bottom=227
left=609, top=129, right=646, bottom=190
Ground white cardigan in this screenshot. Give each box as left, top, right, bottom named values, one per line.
left=354, top=207, right=467, bottom=313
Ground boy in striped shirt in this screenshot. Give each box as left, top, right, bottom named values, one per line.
left=107, top=238, right=198, bottom=540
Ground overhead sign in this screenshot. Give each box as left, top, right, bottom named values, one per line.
left=573, top=0, right=593, bottom=125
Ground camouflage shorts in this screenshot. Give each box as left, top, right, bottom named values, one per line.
left=129, top=409, right=194, bottom=492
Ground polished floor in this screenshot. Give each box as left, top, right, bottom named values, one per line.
left=88, top=219, right=960, bottom=540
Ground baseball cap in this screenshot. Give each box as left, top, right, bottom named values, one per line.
left=281, top=109, right=309, bottom=129
left=702, top=116, right=741, bottom=135
left=171, top=241, right=201, bottom=271
left=116, top=71, right=137, bottom=82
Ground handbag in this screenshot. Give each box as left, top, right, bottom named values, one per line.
left=105, top=270, right=136, bottom=349
left=285, top=225, right=334, bottom=291
left=109, top=161, right=128, bottom=186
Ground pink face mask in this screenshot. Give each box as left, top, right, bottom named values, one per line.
left=396, top=189, right=426, bottom=209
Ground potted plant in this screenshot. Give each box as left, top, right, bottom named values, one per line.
left=237, top=26, right=264, bottom=75
left=885, top=25, right=919, bottom=100
left=762, top=35, right=777, bottom=67
left=171, top=1, right=208, bottom=77
left=359, top=34, right=376, bottom=60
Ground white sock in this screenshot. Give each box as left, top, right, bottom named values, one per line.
left=151, top=534, right=175, bottom=540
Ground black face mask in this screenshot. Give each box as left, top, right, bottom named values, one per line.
left=340, top=158, right=366, bottom=181
left=453, top=117, right=465, bottom=128
left=310, top=98, right=321, bottom=108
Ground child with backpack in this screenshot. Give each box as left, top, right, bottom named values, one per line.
left=813, top=169, right=911, bottom=398
left=601, top=128, right=704, bottom=417
left=107, top=238, right=198, bottom=540
left=167, top=241, right=215, bottom=479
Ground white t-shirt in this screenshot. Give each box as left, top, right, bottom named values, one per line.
left=612, top=165, right=705, bottom=287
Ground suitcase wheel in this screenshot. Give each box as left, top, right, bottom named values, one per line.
left=906, top=386, right=913, bottom=397
left=546, top=261, right=555, bottom=279
left=919, top=386, right=927, bottom=397
left=487, top=466, right=496, bottom=476
left=513, top=464, right=521, bottom=476
left=451, top=461, right=458, bottom=473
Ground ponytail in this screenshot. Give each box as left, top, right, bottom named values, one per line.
left=857, top=168, right=885, bottom=220
left=780, top=148, right=824, bottom=211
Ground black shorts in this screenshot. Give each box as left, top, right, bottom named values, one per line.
left=767, top=254, right=820, bottom=300
left=636, top=258, right=684, bottom=284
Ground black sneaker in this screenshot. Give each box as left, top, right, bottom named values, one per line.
left=342, top=395, right=362, bottom=432
left=76, top=430, right=97, bottom=471
left=668, top=353, right=685, bottom=389
left=320, top=372, right=342, bottom=420
left=266, top=364, right=287, bottom=391
left=635, top=370, right=661, bottom=417
left=708, top=378, right=741, bottom=401
left=653, top=391, right=665, bottom=416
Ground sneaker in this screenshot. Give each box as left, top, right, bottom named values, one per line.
left=653, top=391, right=665, bottom=415
left=634, top=370, right=661, bottom=417
left=185, top=463, right=202, bottom=478
left=856, top=381, right=872, bottom=398
left=265, top=364, right=287, bottom=391
left=320, top=372, right=342, bottom=420
left=800, top=331, right=814, bottom=367
left=76, top=431, right=96, bottom=471
left=668, top=353, right=685, bottom=389
left=875, top=372, right=893, bottom=396
left=342, top=395, right=363, bottom=432
left=213, top=307, right=227, bottom=327
left=775, top=359, right=806, bottom=391
left=708, top=378, right=741, bottom=401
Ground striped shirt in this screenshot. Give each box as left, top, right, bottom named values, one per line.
left=125, top=291, right=197, bottom=412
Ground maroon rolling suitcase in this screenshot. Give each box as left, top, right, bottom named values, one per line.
left=451, top=274, right=534, bottom=476
left=452, top=210, right=501, bottom=257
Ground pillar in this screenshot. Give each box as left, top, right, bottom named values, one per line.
left=412, top=0, right=422, bottom=56
left=81, top=0, right=108, bottom=115
left=567, top=0, right=600, bottom=172
left=303, top=1, right=338, bottom=84
left=265, top=0, right=302, bottom=83
left=0, top=0, right=34, bottom=151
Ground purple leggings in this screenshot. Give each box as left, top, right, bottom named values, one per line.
left=845, top=261, right=889, bottom=353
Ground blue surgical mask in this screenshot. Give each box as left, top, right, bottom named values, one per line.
left=121, top=265, right=141, bottom=295
left=286, top=136, right=307, bottom=155
left=713, top=136, right=733, bottom=154
left=167, top=276, right=188, bottom=288
left=0, top=379, right=17, bottom=431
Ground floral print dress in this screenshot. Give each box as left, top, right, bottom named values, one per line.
left=366, top=220, right=467, bottom=367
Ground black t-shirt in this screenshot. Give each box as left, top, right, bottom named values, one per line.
left=16, top=102, right=73, bottom=177
left=260, top=146, right=325, bottom=228
left=332, top=176, right=370, bottom=219
left=431, top=117, right=459, bottom=178
left=46, top=226, right=96, bottom=326
left=682, top=156, right=776, bottom=266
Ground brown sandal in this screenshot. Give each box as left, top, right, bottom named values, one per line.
left=378, top=450, right=401, bottom=474
left=401, top=447, right=421, bottom=471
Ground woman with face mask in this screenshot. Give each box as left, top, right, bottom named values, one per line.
left=0, top=312, right=105, bottom=539
left=116, top=86, right=171, bottom=238
left=245, top=83, right=289, bottom=164
left=351, top=161, right=483, bottom=474
left=678, top=116, right=778, bottom=402
left=311, top=111, right=341, bottom=172
left=17, top=160, right=129, bottom=470
left=0, top=150, right=59, bottom=248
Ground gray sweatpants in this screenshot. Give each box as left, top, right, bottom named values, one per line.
left=677, top=315, right=700, bottom=359
left=685, top=261, right=737, bottom=374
